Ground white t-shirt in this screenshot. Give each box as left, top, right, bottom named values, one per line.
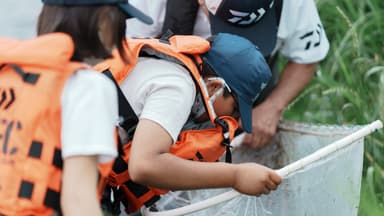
left=119, top=57, right=196, bottom=142
left=126, top=0, right=167, bottom=38
left=273, top=0, right=329, bottom=63
left=126, top=0, right=329, bottom=63
left=61, top=69, right=118, bottom=163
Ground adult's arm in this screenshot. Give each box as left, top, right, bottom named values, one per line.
left=242, top=61, right=317, bottom=148
left=242, top=0, right=329, bottom=147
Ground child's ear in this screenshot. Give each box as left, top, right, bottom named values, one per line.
left=206, top=80, right=223, bottom=96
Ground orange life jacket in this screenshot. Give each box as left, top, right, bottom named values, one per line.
left=95, top=35, right=239, bottom=214
left=0, top=33, right=112, bottom=216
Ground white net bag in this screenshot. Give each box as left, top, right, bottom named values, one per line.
left=142, top=120, right=382, bottom=216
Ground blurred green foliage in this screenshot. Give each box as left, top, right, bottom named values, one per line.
left=283, top=0, right=384, bottom=214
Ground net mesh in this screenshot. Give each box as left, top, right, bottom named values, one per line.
left=153, top=121, right=365, bottom=216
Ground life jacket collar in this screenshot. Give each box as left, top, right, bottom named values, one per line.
left=0, top=33, right=76, bottom=70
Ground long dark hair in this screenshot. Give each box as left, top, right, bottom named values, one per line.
left=37, top=5, right=129, bottom=63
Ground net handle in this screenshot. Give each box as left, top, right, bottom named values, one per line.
left=142, top=120, right=383, bottom=216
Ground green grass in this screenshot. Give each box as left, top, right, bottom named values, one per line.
left=282, top=0, right=384, bottom=215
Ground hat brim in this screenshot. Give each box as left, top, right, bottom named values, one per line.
left=237, top=96, right=253, bottom=133
left=210, top=8, right=277, bottom=57
left=118, top=3, right=153, bottom=25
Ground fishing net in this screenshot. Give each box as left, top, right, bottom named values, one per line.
left=146, top=121, right=368, bottom=216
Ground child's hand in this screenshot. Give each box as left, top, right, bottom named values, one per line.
left=233, top=163, right=282, bottom=196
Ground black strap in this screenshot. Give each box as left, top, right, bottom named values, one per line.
left=123, top=180, right=161, bottom=208
left=214, top=118, right=232, bottom=163
left=112, top=156, right=128, bottom=174
left=101, top=186, right=123, bottom=215
left=102, top=69, right=138, bottom=144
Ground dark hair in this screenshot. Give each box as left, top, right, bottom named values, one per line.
left=37, top=5, right=128, bottom=63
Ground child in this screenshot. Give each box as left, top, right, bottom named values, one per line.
left=0, top=0, right=152, bottom=215
left=98, top=33, right=282, bottom=214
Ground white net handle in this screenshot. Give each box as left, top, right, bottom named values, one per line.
left=142, top=120, right=383, bottom=216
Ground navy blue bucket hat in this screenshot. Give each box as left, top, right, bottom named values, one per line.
left=202, top=33, right=271, bottom=133
left=42, top=0, right=153, bottom=24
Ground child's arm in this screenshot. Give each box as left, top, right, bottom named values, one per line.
left=61, top=156, right=103, bottom=216
left=129, top=119, right=281, bottom=195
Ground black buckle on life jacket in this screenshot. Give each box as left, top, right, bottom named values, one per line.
left=159, top=29, right=174, bottom=44
left=214, top=118, right=232, bottom=163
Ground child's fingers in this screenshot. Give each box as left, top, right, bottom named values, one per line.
left=270, top=171, right=283, bottom=184
left=266, top=180, right=278, bottom=190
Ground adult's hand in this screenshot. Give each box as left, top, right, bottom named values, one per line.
left=242, top=100, right=282, bottom=148
left=242, top=62, right=317, bottom=148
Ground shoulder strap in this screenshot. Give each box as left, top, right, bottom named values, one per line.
left=102, top=69, right=138, bottom=144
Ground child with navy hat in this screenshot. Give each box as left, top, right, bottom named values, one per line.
left=114, top=32, right=282, bottom=214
